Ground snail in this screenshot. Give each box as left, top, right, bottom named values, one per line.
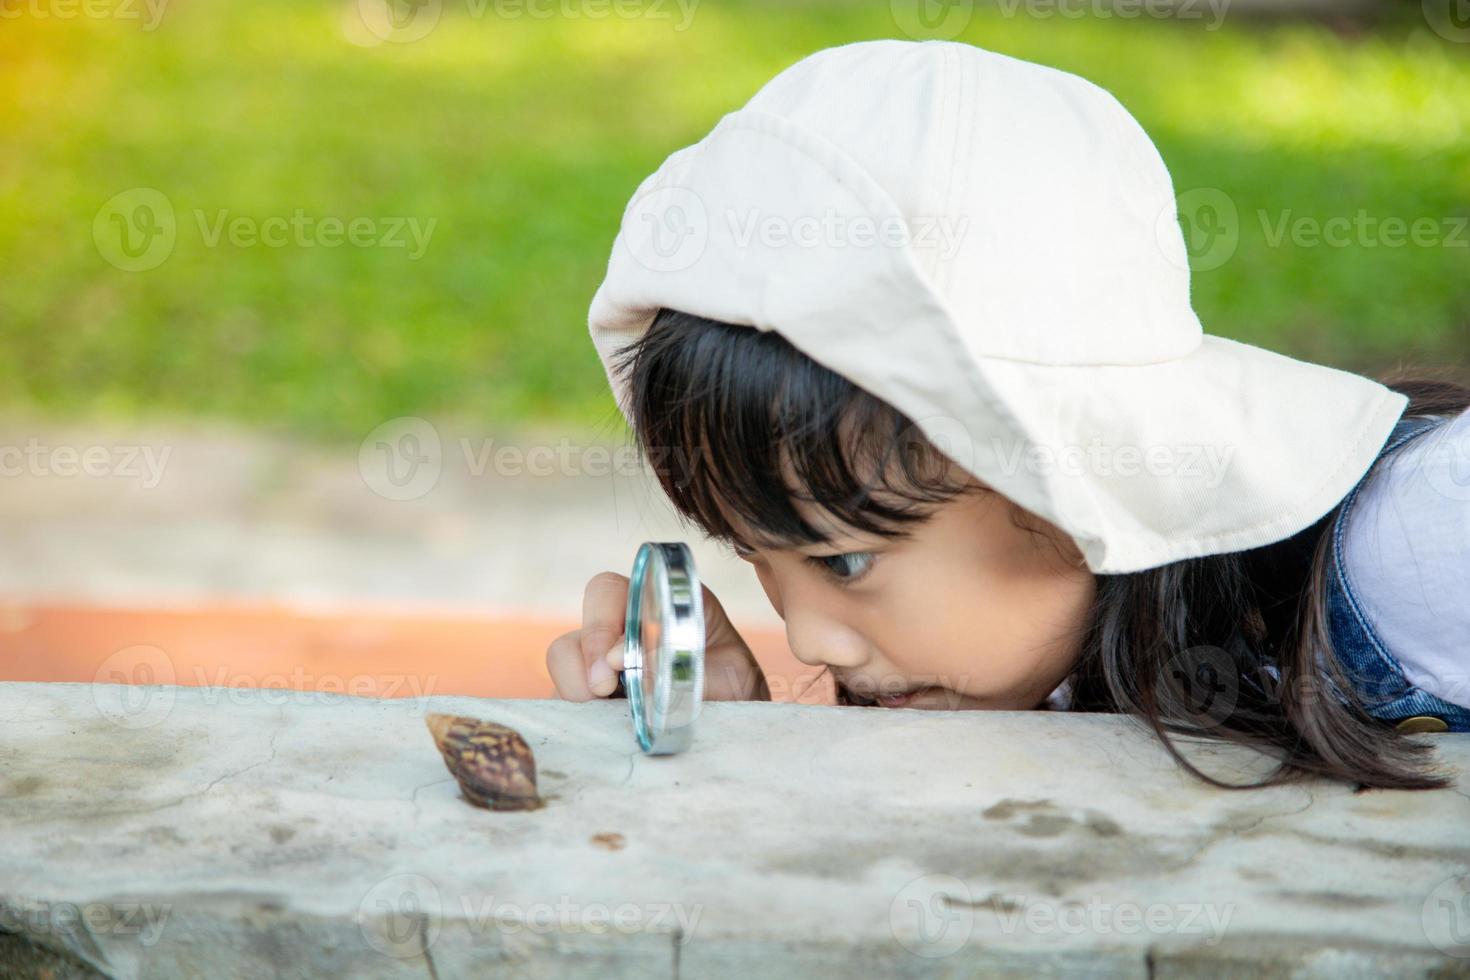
left=426, top=713, right=543, bottom=812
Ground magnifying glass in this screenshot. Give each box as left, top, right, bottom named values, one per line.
left=620, top=541, right=705, bottom=755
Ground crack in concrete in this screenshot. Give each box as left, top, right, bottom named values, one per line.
left=59, top=705, right=286, bottom=821
left=200, top=706, right=283, bottom=796
left=418, top=912, right=441, bottom=980
left=1166, top=787, right=1319, bottom=874
left=409, top=776, right=456, bottom=830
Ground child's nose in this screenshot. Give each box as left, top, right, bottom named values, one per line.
left=783, top=612, right=869, bottom=671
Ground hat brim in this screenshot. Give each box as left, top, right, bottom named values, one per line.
left=973, top=336, right=1406, bottom=572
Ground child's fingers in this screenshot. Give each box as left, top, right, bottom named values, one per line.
left=556, top=568, right=765, bottom=701
left=579, top=571, right=629, bottom=675
left=546, top=629, right=595, bottom=702
left=604, top=636, right=626, bottom=671
left=587, top=634, right=624, bottom=697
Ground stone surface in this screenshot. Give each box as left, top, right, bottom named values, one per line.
left=1, top=682, right=1469, bottom=978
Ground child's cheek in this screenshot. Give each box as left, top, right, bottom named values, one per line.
left=875, top=548, right=1092, bottom=707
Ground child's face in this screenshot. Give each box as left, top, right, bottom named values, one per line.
left=725, top=473, right=1095, bottom=710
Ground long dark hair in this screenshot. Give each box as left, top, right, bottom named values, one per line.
left=609, top=307, right=1469, bottom=790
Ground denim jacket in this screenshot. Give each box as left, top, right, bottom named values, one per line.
left=1325, top=413, right=1470, bottom=732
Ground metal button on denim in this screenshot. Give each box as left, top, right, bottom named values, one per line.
left=1395, top=715, right=1450, bottom=734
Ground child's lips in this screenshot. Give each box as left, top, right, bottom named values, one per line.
left=837, top=677, right=929, bottom=708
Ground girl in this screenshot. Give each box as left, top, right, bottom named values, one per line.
left=546, top=39, right=1469, bottom=791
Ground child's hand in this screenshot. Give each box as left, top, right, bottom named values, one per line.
left=547, top=571, right=771, bottom=702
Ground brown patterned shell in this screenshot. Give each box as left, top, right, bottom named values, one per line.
left=426, top=713, right=543, bottom=812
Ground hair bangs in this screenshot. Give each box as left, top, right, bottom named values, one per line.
left=608, top=307, right=968, bottom=552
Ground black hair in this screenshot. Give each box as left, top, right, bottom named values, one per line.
left=609, top=308, right=969, bottom=552
left=609, top=306, right=1468, bottom=790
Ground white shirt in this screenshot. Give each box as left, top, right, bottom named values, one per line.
left=1340, top=408, right=1470, bottom=711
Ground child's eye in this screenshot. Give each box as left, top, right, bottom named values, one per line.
left=806, top=551, right=877, bottom=585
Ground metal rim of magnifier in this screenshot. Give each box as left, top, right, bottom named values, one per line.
left=623, top=542, right=705, bottom=755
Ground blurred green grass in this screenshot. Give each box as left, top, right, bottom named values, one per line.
left=1, top=0, right=1466, bottom=440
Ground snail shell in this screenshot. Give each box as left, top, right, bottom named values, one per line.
left=426, top=713, right=543, bottom=812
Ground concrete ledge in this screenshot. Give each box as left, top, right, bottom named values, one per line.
left=2, top=682, right=1468, bottom=978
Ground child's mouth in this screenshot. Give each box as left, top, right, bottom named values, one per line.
left=836, top=677, right=928, bottom=708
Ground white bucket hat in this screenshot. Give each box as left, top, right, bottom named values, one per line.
left=586, top=38, right=1408, bottom=574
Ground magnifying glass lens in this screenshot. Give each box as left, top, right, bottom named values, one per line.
left=624, top=542, right=704, bottom=755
